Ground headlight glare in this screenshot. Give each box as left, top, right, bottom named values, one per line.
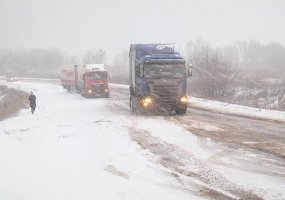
left=181, top=96, right=188, bottom=103
left=143, top=102, right=148, bottom=107
left=141, top=96, right=154, bottom=107
left=144, top=97, right=152, bottom=103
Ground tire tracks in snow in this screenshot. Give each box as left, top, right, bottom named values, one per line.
left=127, top=119, right=264, bottom=200
left=106, top=97, right=263, bottom=199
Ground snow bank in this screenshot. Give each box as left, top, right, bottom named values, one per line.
left=190, top=97, right=285, bottom=122
left=109, top=83, right=129, bottom=89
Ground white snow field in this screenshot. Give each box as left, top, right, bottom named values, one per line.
left=1, top=81, right=285, bottom=200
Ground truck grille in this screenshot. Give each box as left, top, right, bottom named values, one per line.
left=150, top=84, right=183, bottom=107
left=94, top=84, right=104, bottom=93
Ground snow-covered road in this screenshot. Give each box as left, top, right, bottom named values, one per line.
left=1, top=81, right=285, bottom=200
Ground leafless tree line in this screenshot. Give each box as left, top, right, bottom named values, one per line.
left=0, top=40, right=284, bottom=109
left=186, top=39, right=285, bottom=110
left=0, top=48, right=129, bottom=80
left=186, top=40, right=238, bottom=99
left=0, top=48, right=76, bottom=77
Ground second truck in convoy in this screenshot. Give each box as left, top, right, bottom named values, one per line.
left=129, top=44, right=192, bottom=114
left=60, top=64, right=110, bottom=98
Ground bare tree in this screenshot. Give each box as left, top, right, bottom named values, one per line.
left=186, top=39, right=236, bottom=99
left=236, top=40, right=249, bottom=65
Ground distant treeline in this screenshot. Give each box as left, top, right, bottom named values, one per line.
left=0, top=40, right=284, bottom=78
left=0, top=48, right=129, bottom=80
left=0, top=40, right=284, bottom=109
left=0, top=48, right=77, bottom=77
left=185, top=40, right=285, bottom=110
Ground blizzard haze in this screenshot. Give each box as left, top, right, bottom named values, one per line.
left=1, top=1, right=285, bottom=198
left=1, top=0, right=285, bottom=55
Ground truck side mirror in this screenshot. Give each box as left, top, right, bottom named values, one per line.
left=187, top=63, right=193, bottom=77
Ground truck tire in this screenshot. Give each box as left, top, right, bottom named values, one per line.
left=80, top=89, right=84, bottom=96
left=70, top=86, right=76, bottom=93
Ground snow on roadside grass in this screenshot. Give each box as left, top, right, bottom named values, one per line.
left=190, top=97, right=285, bottom=122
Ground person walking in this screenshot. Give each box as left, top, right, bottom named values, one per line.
left=28, top=92, right=36, bottom=114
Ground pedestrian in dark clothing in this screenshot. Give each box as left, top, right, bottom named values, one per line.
left=28, top=92, right=36, bottom=114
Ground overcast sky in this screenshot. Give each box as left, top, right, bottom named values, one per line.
left=1, top=0, right=285, bottom=57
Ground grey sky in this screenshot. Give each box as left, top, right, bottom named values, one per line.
left=1, top=0, right=285, bottom=57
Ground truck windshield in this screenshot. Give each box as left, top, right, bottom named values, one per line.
left=143, top=63, right=186, bottom=79
left=86, top=72, right=108, bottom=80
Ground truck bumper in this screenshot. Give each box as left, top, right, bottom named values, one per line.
left=85, top=86, right=110, bottom=98
left=138, top=95, right=188, bottom=112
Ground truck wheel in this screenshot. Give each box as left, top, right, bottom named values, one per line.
left=175, top=107, right=187, bottom=115
left=70, top=86, right=76, bottom=93
left=80, top=89, right=83, bottom=96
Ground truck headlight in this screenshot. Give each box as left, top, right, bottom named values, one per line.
left=143, top=96, right=152, bottom=104
left=141, top=96, right=153, bottom=107
left=180, top=96, right=188, bottom=103
left=87, top=89, right=93, bottom=94
left=143, top=102, right=149, bottom=107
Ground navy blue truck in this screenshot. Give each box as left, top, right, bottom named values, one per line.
left=129, top=44, right=192, bottom=114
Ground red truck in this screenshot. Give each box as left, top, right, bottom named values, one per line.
left=61, top=64, right=110, bottom=98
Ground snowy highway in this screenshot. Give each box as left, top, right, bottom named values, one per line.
left=1, top=81, right=285, bottom=200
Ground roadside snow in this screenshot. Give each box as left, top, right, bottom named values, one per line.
left=190, top=97, right=285, bottom=122
left=110, top=83, right=129, bottom=89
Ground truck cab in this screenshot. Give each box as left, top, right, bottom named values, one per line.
left=129, top=44, right=192, bottom=114
left=77, top=64, right=110, bottom=98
